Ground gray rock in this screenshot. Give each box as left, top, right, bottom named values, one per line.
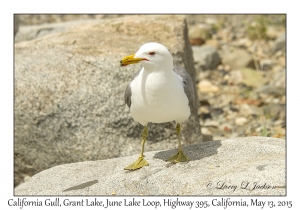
left=14, top=15, right=20, bottom=35
left=229, top=70, right=243, bottom=84
left=220, top=49, right=255, bottom=70
left=192, top=45, right=221, bottom=71
left=266, top=26, right=282, bottom=40
left=256, top=86, right=285, bottom=97
left=259, top=59, right=273, bottom=71
left=232, top=38, right=252, bottom=48
left=239, top=103, right=263, bottom=117
left=17, top=14, right=116, bottom=26
left=15, top=19, right=100, bottom=43
left=272, top=33, right=286, bottom=53
left=230, top=68, right=268, bottom=88
left=15, top=137, right=286, bottom=196
left=14, top=15, right=201, bottom=187
left=263, top=104, right=286, bottom=121
left=272, top=68, right=286, bottom=88
left=234, top=117, right=248, bottom=125
left=255, top=66, right=286, bottom=96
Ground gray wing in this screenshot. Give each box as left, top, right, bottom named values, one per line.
left=173, top=66, right=195, bottom=110
left=124, top=68, right=142, bottom=108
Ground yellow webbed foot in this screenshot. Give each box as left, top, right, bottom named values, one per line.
left=124, top=156, right=149, bottom=170
left=166, top=150, right=189, bottom=163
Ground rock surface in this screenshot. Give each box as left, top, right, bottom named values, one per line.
left=192, top=45, right=220, bottom=71
left=15, top=19, right=98, bottom=43
left=14, top=15, right=201, bottom=187
left=14, top=15, right=19, bottom=35
left=272, top=33, right=286, bottom=53
left=14, top=137, right=286, bottom=196
left=220, top=49, right=255, bottom=70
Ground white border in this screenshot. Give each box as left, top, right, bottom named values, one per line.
left=1, top=0, right=299, bottom=209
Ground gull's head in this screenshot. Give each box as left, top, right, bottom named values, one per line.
left=120, top=42, right=173, bottom=71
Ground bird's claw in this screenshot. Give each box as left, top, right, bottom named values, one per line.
left=166, top=150, right=189, bottom=163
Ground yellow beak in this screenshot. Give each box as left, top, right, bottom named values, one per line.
left=120, top=54, right=144, bottom=67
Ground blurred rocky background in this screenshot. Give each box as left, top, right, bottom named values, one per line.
left=186, top=15, right=286, bottom=140
left=14, top=14, right=286, bottom=187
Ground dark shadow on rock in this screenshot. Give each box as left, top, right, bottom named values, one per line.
left=153, top=140, right=221, bottom=161
left=256, top=164, right=268, bottom=171
left=63, top=180, right=98, bottom=192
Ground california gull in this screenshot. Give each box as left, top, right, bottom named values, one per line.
left=120, top=42, right=195, bottom=170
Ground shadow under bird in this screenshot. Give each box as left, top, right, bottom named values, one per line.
left=120, top=42, right=195, bottom=170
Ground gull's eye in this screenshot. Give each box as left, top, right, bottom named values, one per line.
left=148, top=51, right=156, bottom=56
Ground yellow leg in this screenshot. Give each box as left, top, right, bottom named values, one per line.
left=124, top=126, right=149, bottom=170
left=166, top=123, right=189, bottom=163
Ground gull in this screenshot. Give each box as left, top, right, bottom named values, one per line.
left=120, top=42, right=195, bottom=170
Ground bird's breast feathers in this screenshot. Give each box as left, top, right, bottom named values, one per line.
left=130, top=69, right=190, bottom=123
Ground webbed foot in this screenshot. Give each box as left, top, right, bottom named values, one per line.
left=166, top=150, right=189, bottom=163
left=124, top=156, right=149, bottom=170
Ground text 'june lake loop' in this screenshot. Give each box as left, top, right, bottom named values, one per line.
left=8, top=198, right=293, bottom=209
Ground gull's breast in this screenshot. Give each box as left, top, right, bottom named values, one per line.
left=130, top=70, right=190, bottom=125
